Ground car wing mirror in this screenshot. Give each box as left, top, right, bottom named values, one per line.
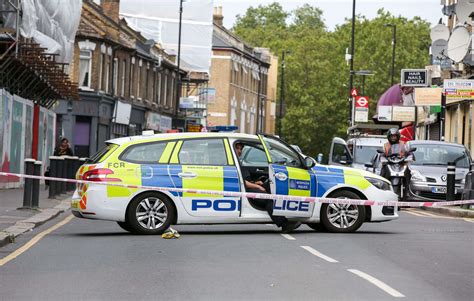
left=364, top=163, right=373, bottom=168
left=409, top=147, right=417, bottom=153
left=305, top=156, right=317, bottom=169
left=376, top=149, right=384, bottom=154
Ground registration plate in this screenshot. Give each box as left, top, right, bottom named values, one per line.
left=431, top=187, right=457, bottom=194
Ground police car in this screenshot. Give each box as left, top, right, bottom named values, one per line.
left=71, top=132, right=398, bottom=234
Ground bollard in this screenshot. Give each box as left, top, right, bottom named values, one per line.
left=446, top=162, right=456, bottom=202
left=48, top=156, right=60, bottom=199
left=66, top=156, right=77, bottom=191
left=31, top=161, right=42, bottom=208
left=57, top=157, right=66, bottom=194
left=21, top=159, right=36, bottom=209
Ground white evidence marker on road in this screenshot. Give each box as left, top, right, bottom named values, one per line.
left=280, top=234, right=296, bottom=240
left=301, top=246, right=338, bottom=263
left=347, top=269, right=405, bottom=298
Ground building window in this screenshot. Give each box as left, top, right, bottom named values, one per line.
left=121, top=59, right=126, bottom=97
left=137, top=59, right=143, bottom=100
left=163, top=71, right=168, bottom=107
left=145, top=62, right=150, bottom=101
left=105, top=57, right=111, bottom=93
left=98, top=53, right=104, bottom=90
left=113, top=58, right=118, bottom=95
left=79, top=50, right=92, bottom=88
left=131, top=57, right=135, bottom=97
left=156, top=73, right=162, bottom=105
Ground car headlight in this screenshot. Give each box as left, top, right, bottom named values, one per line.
left=365, top=177, right=391, bottom=191
left=410, top=170, right=426, bottom=182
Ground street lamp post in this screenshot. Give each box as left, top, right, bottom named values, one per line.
left=348, top=0, right=356, bottom=127
left=384, top=24, right=397, bottom=87
left=278, top=51, right=286, bottom=137
left=175, top=0, right=184, bottom=121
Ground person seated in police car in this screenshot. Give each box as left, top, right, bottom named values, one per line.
left=234, top=142, right=301, bottom=233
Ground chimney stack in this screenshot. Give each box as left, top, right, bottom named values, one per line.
left=213, top=6, right=223, bottom=26
left=101, top=0, right=120, bottom=23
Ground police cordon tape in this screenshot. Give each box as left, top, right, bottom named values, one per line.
left=0, top=171, right=472, bottom=208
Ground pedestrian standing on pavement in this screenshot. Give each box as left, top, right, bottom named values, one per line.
left=234, top=142, right=301, bottom=233
left=54, top=138, right=73, bottom=156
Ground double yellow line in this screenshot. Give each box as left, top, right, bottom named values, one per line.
left=0, top=215, right=74, bottom=267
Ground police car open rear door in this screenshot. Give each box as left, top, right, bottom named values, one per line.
left=258, top=134, right=316, bottom=218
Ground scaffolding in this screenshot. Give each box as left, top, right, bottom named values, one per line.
left=0, top=0, right=78, bottom=107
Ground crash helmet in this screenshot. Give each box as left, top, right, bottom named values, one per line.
left=387, top=128, right=400, bottom=144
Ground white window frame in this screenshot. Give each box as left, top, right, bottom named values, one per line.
left=137, top=59, right=143, bottom=100
left=113, top=58, right=118, bottom=96
left=79, top=50, right=92, bottom=89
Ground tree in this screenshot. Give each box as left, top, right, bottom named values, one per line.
left=232, top=4, right=431, bottom=160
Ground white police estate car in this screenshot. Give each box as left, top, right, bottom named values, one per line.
left=72, top=133, right=399, bottom=234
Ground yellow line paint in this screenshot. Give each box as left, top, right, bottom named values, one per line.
left=0, top=215, right=74, bottom=267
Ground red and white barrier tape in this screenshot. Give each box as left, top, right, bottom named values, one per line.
left=0, top=171, right=472, bottom=208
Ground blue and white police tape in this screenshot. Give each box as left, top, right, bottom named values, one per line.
left=0, top=171, right=472, bottom=208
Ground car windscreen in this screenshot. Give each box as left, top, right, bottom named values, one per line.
left=354, top=146, right=383, bottom=164
left=411, top=144, right=470, bottom=168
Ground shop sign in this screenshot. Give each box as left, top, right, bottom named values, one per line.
left=377, top=106, right=393, bottom=122
left=145, top=111, right=161, bottom=131
left=187, top=124, right=202, bottom=132
left=392, top=106, right=415, bottom=122
left=160, top=115, right=172, bottom=132
left=444, top=79, right=474, bottom=103
left=401, top=69, right=429, bottom=87
left=179, top=97, right=195, bottom=109
left=414, top=88, right=442, bottom=106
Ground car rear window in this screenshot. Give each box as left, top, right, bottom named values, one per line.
left=120, top=142, right=167, bottom=163
left=86, top=143, right=118, bottom=164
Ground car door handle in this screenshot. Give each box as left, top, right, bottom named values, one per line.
left=178, top=172, right=197, bottom=178
left=256, top=168, right=265, bottom=172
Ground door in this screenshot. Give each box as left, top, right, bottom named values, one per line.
left=169, top=138, right=241, bottom=218
left=329, top=137, right=353, bottom=166
left=258, top=135, right=316, bottom=218
left=74, top=116, right=91, bottom=158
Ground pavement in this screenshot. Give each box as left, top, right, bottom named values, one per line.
left=0, top=185, right=72, bottom=248
left=0, top=208, right=472, bottom=300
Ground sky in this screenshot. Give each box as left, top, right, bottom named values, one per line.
left=213, top=0, right=442, bottom=30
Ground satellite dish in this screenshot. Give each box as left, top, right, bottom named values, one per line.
left=430, top=24, right=450, bottom=42
left=455, top=0, right=474, bottom=25
left=431, top=39, right=448, bottom=59
left=447, top=26, right=471, bottom=63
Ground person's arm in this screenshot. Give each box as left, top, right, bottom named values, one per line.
left=245, top=180, right=266, bottom=192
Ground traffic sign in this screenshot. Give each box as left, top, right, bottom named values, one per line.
left=351, top=88, right=359, bottom=97
left=355, top=96, right=369, bottom=108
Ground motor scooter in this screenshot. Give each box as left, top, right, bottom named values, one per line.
left=377, top=148, right=416, bottom=200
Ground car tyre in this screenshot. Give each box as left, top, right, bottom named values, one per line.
left=116, top=221, right=132, bottom=233
left=127, top=192, right=175, bottom=235
left=320, top=190, right=365, bottom=233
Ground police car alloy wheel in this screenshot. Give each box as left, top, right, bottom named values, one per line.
left=127, top=192, right=175, bottom=235
left=320, top=190, right=365, bottom=233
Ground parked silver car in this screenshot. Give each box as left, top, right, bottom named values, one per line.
left=367, top=140, right=471, bottom=201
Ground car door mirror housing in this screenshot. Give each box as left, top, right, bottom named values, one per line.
left=305, top=157, right=316, bottom=169
left=376, top=149, right=384, bottom=154
left=409, top=147, right=417, bottom=153
left=364, top=163, right=373, bottom=168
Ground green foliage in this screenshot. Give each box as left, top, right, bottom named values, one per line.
left=232, top=4, right=430, bottom=159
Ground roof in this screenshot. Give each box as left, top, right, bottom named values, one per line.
left=107, top=132, right=259, bottom=145
left=408, top=140, right=466, bottom=148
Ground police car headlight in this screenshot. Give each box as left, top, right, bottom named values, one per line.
left=365, top=177, right=391, bottom=191
left=410, top=170, right=426, bottom=182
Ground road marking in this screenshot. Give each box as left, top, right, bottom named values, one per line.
left=404, top=210, right=426, bottom=217
left=0, top=215, right=74, bottom=267
left=301, top=246, right=338, bottom=263
left=281, top=234, right=296, bottom=240
left=348, top=269, right=405, bottom=298
left=464, top=218, right=474, bottom=223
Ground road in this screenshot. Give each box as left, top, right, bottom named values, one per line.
left=0, top=209, right=473, bottom=301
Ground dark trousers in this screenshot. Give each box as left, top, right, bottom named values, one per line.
left=246, top=188, right=287, bottom=227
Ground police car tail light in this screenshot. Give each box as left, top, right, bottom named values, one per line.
left=83, top=168, right=122, bottom=182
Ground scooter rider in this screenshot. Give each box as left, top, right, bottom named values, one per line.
left=381, top=128, right=411, bottom=198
